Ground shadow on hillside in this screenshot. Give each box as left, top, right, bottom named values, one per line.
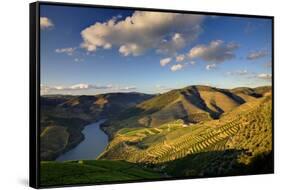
left=156, top=149, right=273, bottom=178
left=181, top=87, right=220, bottom=119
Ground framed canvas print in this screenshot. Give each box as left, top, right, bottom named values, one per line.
left=29, top=1, right=274, bottom=188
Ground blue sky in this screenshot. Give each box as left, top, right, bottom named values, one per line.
left=40, top=4, right=272, bottom=95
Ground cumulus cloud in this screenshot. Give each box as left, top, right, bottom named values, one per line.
left=206, top=63, right=217, bottom=70
left=188, top=40, right=239, bottom=63
left=81, top=11, right=204, bottom=56
left=175, top=54, right=185, bottom=62
left=156, top=33, right=187, bottom=55
left=160, top=57, right=172, bottom=66
left=40, top=17, right=54, bottom=29
left=119, top=43, right=143, bottom=56
left=170, top=64, right=184, bottom=72
left=247, top=50, right=267, bottom=60
left=257, top=73, right=272, bottom=80
left=55, top=47, right=76, bottom=55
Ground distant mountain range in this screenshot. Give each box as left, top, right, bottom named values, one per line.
left=40, top=85, right=272, bottom=186
left=101, top=85, right=271, bottom=138
left=40, top=85, right=271, bottom=161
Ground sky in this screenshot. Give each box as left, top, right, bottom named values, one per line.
left=40, top=4, right=272, bottom=95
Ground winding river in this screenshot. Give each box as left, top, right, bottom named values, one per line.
left=56, top=120, right=108, bottom=161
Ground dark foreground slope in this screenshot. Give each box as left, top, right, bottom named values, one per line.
left=40, top=93, right=153, bottom=160
left=40, top=160, right=163, bottom=187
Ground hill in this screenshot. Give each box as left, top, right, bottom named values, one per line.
left=40, top=92, right=153, bottom=160
left=41, top=92, right=154, bottom=121
left=40, top=85, right=272, bottom=185
left=98, top=92, right=272, bottom=176
left=101, top=85, right=271, bottom=138
left=40, top=160, right=164, bottom=187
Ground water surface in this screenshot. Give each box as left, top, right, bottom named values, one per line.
left=56, top=120, right=108, bottom=161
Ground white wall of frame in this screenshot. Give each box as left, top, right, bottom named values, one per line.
left=0, top=0, right=280, bottom=189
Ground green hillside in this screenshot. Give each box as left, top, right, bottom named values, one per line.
left=39, top=85, right=272, bottom=186
left=98, top=92, right=272, bottom=176
left=40, top=160, right=164, bottom=187
left=101, top=85, right=270, bottom=138
left=40, top=92, right=153, bottom=160
left=40, top=85, right=271, bottom=161
left=41, top=92, right=153, bottom=121
left=40, top=116, right=88, bottom=160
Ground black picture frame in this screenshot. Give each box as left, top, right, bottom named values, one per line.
left=30, top=1, right=274, bottom=188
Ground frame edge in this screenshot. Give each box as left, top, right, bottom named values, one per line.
left=29, top=1, right=40, bottom=189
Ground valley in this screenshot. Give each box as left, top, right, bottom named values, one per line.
left=56, top=120, right=108, bottom=161
left=40, top=92, right=153, bottom=160
left=40, top=85, right=273, bottom=186
left=98, top=91, right=272, bottom=169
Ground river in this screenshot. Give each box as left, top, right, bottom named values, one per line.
left=56, top=120, right=108, bottom=161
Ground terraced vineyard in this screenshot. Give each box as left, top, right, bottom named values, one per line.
left=100, top=119, right=242, bottom=164
left=99, top=94, right=272, bottom=166
left=40, top=86, right=272, bottom=186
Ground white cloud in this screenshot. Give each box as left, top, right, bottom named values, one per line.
left=40, top=17, right=54, bottom=29
left=175, top=54, right=185, bottom=62
left=170, top=64, right=184, bottom=72
left=156, top=33, right=187, bottom=55
left=188, top=40, right=239, bottom=63
left=41, top=83, right=113, bottom=94
left=69, top=83, right=114, bottom=90
left=41, top=83, right=137, bottom=94
left=119, top=43, right=144, bottom=56
left=227, top=69, right=248, bottom=76
left=74, top=58, right=84, bottom=62
left=225, top=70, right=272, bottom=81
left=155, top=85, right=173, bottom=93
left=81, top=11, right=204, bottom=56
left=257, top=73, right=272, bottom=80
left=160, top=57, right=172, bottom=66
left=247, top=50, right=267, bottom=60
left=190, top=61, right=196, bottom=65
left=103, top=43, right=112, bottom=49
left=206, top=63, right=217, bottom=70
left=118, top=86, right=137, bottom=91
left=116, top=14, right=123, bottom=19
left=55, top=47, right=76, bottom=55
left=69, top=83, right=95, bottom=90
left=40, top=84, right=53, bottom=94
